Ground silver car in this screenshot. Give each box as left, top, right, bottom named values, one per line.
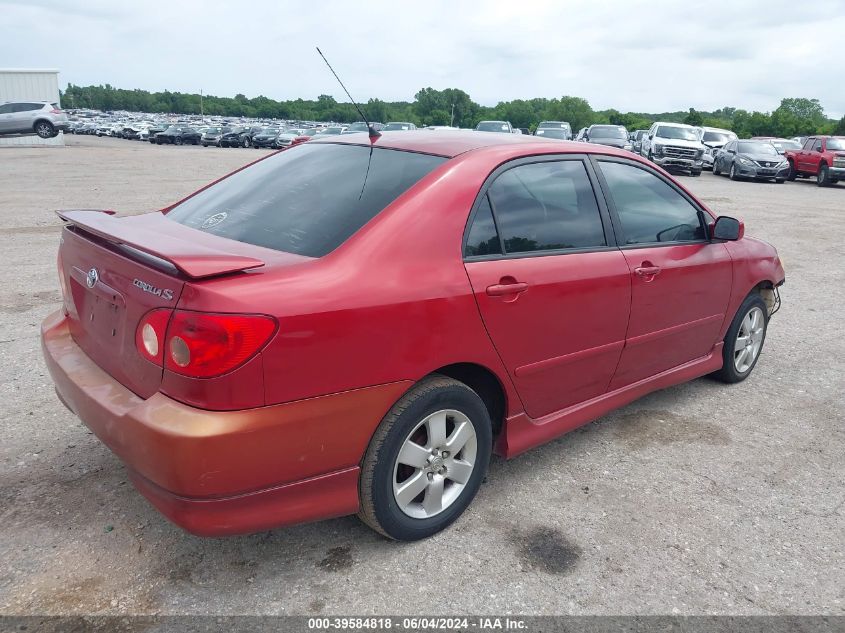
left=0, top=101, right=69, bottom=138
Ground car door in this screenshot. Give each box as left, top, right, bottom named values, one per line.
left=12, top=103, right=39, bottom=134
left=0, top=103, right=13, bottom=133
left=718, top=141, right=734, bottom=170
left=593, top=158, right=733, bottom=389
left=797, top=138, right=815, bottom=171
left=808, top=138, right=824, bottom=172
left=463, top=157, right=631, bottom=419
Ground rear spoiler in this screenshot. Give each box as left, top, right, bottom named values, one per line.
left=56, top=209, right=265, bottom=279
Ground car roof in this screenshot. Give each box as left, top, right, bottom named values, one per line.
left=653, top=121, right=696, bottom=128
left=310, top=129, right=636, bottom=159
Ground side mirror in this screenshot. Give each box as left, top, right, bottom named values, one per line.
left=712, top=216, right=743, bottom=241
left=817, top=147, right=824, bottom=153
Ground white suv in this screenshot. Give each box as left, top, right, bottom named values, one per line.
left=640, top=121, right=705, bottom=176
left=0, top=101, right=69, bottom=138
left=696, top=126, right=737, bottom=170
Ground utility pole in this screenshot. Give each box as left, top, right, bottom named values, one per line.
left=450, top=103, right=455, bottom=127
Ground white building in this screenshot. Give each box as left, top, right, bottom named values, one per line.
left=0, top=68, right=64, bottom=147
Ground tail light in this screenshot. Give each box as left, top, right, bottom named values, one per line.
left=50, top=108, right=63, bottom=114
left=136, top=310, right=276, bottom=378
left=136, top=308, right=172, bottom=364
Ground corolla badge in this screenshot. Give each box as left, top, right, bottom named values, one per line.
left=201, top=212, right=228, bottom=229
left=133, top=278, right=174, bottom=301
left=86, top=268, right=99, bottom=288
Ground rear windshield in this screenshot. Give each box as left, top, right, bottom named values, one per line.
left=535, top=128, right=568, bottom=139
left=590, top=126, right=626, bottom=139
left=538, top=121, right=571, bottom=131
left=476, top=121, right=510, bottom=132
left=166, top=143, right=447, bottom=257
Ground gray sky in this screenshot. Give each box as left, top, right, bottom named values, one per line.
left=2, top=0, right=844, bottom=117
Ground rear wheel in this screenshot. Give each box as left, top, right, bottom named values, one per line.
left=358, top=375, right=492, bottom=541
left=34, top=120, right=55, bottom=138
left=713, top=161, right=721, bottom=176
left=175, top=137, right=183, bottom=146
left=712, top=294, right=768, bottom=384
left=242, top=136, right=251, bottom=148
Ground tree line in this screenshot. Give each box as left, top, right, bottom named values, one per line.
left=61, top=84, right=845, bottom=138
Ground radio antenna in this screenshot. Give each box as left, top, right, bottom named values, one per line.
left=316, top=46, right=380, bottom=140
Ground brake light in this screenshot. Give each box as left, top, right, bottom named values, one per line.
left=135, top=308, right=172, bottom=364
left=163, top=311, right=277, bottom=378
left=50, top=109, right=63, bottom=114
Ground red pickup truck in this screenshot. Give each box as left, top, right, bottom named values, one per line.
left=785, top=135, right=845, bottom=186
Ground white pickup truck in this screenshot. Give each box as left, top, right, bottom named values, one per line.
left=640, top=121, right=705, bottom=176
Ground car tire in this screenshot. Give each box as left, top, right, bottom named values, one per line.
left=787, top=160, right=797, bottom=181
left=242, top=137, right=251, bottom=148
left=175, top=137, right=183, bottom=146
left=711, top=293, right=769, bottom=384
left=358, top=374, right=492, bottom=541
left=817, top=164, right=829, bottom=187
left=775, top=178, right=785, bottom=184
left=713, top=161, right=721, bottom=176
left=647, top=150, right=654, bottom=162
left=34, top=120, right=55, bottom=139
left=692, top=169, right=702, bottom=177
left=729, top=163, right=739, bottom=180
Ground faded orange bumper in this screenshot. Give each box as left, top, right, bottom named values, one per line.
left=41, top=310, right=411, bottom=535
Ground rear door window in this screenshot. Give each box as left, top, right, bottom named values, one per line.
left=167, top=143, right=446, bottom=257
left=465, top=196, right=502, bottom=256
left=486, top=160, right=606, bottom=254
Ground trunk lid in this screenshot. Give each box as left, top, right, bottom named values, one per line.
left=57, top=210, right=269, bottom=399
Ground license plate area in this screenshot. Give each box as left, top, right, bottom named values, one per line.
left=68, top=268, right=126, bottom=348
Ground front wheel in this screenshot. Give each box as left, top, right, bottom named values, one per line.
left=712, top=294, right=769, bottom=384
left=787, top=160, right=797, bottom=181
left=358, top=375, right=492, bottom=541
left=34, top=121, right=55, bottom=138
left=817, top=164, right=830, bottom=187
left=242, top=137, right=251, bottom=148
left=729, top=163, right=739, bottom=180
left=713, top=161, right=721, bottom=176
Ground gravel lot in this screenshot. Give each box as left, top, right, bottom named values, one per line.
left=0, top=136, right=842, bottom=616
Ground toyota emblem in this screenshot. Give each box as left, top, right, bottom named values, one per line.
left=86, top=268, right=99, bottom=288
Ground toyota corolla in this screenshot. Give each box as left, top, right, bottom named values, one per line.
left=42, top=131, right=785, bottom=541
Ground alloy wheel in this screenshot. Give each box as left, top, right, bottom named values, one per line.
left=734, top=306, right=765, bottom=373
left=392, top=409, right=477, bottom=519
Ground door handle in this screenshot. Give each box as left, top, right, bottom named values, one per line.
left=486, top=281, right=529, bottom=296
left=635, top=266, right=661, bottom=277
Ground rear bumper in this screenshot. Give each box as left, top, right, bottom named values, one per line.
left=41, top=310, right=411, bottom=535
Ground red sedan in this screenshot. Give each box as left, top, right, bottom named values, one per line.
left=42, top=131, right=785, bottom=540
